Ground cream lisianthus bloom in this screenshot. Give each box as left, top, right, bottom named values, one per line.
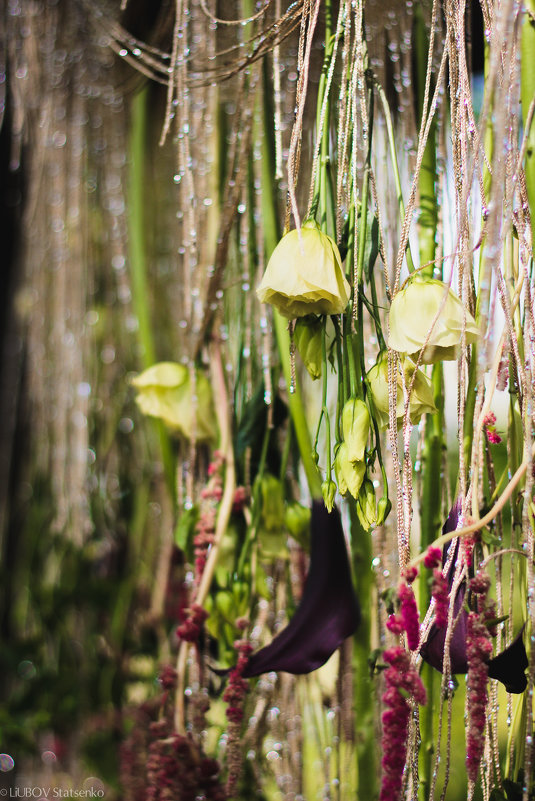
left=131, top=361, right=217, bottom=442
left=388, top=276, right=479, bottom=364
left=367, top=353, right=437, bottom=429
left=334, top=442, right=366, bottom=500
left=341, top=398, right=370, bottom=463
left=256, top=220, right=350, bottom=318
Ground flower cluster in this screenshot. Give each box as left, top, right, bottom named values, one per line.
left=483, top=411, right=502, bottom=444
left=380, top=647, right=427, bottom=801
left=176, top=603, right=208, bottom=643
left=466, top=610, right=493, bottom=784
left=386, top=574, right=420, bottom=650
left=222, top=631, right=253, bottom=798
left=146, top=727, right=226, bottom=801
left=223, top=636, right=253, bottom=724
left=120, top=667, right=225, bottom=801
left=423, top=546, right=449, bottom=628
left=194, top=453, right=224, bottom=581
left=423, top=546, right=442, bottom=568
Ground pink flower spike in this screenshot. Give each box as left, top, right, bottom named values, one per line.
left=386, top=614, right=404, bottom=636
left=431, top=569, right=449, bottom=628
left=482, top=411, right=496, bottom=427
left=379, top=647, right=426, bottom=801
left=466, top=612, right=492, bottom=783
left=403, top=566, right=418, bottom=584
left=398, top=583, right=420, bottom=650
left=424, top=546, right=442, bottom=569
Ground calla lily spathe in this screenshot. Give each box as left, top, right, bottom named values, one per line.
left=256, top=221, right=350, bottom=319
left=420, top=501, right=528, bottom=694
left=242, top=501, right=360, bottom=676
left=388, top=276, right=479, bottom=364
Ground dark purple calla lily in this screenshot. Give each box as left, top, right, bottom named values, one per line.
left=242, top=500, right=360, bottom=677
left=420, top=500, right=528, bottom=694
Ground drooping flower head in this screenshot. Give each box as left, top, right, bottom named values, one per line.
left=131, top=362, right=217, bottom=442
left=256, top=220, right=351, bottom=318
left=242, top=500, right=360, bottom=676
left=388, top=276, right=479, bottom=364
left=367, top=352, right=437, bottom=429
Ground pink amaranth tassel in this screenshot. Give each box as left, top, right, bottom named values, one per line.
left=379, top=647, right=427, bottom=801
left=398, top=582, right=420, bottom=650
left=466, top=611, right=492, bottom=783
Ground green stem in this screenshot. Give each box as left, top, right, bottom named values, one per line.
left=128, top=87, right=175, bottom=501
left=374, top=79, right=416, bottom=273
left=273, top=315, right=322, bottom=499
left=349, top=501, right=377, bottom=798
left=321, top=320, right=332, bottom=481
left=355, top=76, right=374, bottom=387
left=260, top=70, right=322, bottom=499
left=414, top=5, right=438, bottom=274
left=313, top=0, right=335, bottom=235
left=521, top=0, right=535, bottom=244
left=418, top=365, right=444, bottom=799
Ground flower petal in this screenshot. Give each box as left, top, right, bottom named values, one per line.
left=487, top=628, right=528, bottom=694
left=242, top=501, right=360, bottom=676
left=420, top=500, right=528, bottom=693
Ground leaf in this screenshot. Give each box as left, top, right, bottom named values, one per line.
left=363, top=208, right=380, bottom=280
left=174, top=506, right=199, bottom=553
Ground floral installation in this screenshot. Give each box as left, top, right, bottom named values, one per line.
left=3, top=2, right=535, bottom=801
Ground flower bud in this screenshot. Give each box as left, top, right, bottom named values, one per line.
left=256, top=220, right=351, bottom=318
left=131, top=362, right=217, bottom=442
left=356, top=478, right=379, bottom=530
left=294, top=316, right=323, bottom=380
left=367, top=353, right=437, bottom=429
left=285, top=502, right=311, bottom=547
left=334, top=442, right=366, bottom=499
left=376, top=496, right=392, bottom=526
left=341, top=398, right=370, bottom=463
left=388, top=276, right=479, bottom=364
left=321, top=479, right=337, bottom=512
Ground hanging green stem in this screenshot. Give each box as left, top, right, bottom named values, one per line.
left=412, top=12, right=442, bottom=795
left=375, top=78, right=416, bottom=273
left=349, top=502, right=377, bottom=798
left=355, top=74, right=374, bottom=386
left=312, top=0, right=335, bottom=233
left=321, top=319, right=332, bottom=483
left=260, top=68, right=322, bottom=500
left=414, top=5, right=438, bottom=274
left=521, top=0, right=535, bottom=243
left=128, top=87, right=175, bottom=501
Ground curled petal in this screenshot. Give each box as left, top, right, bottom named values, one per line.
left=420, top=500, right=528, bottom=693
left=242, top=501, right=360, bottom=676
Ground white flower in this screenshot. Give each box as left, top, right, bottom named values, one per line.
left=256, top=220, right=350, bottom=318
left=388, top=276, right=479, bottom=363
